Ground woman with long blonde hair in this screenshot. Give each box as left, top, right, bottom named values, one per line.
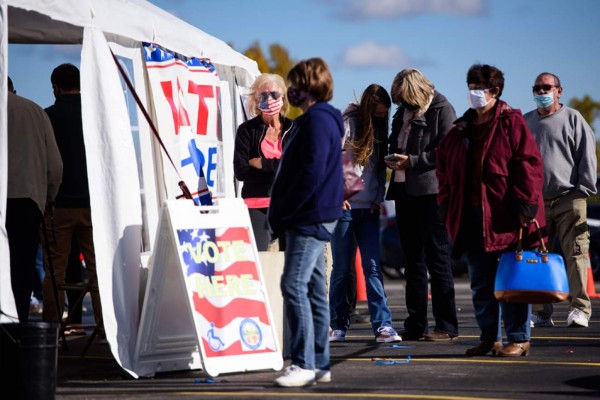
left=385, top=68, right=459, bottom=342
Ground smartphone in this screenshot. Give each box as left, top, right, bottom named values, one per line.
left=384, top=155, right=401, bottom=162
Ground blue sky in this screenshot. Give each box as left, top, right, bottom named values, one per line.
left=7, top=0, right=600, bottom=132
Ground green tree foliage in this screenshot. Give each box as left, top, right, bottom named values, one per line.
left=243, top=42, right=301, bottom=119
left=568, top=95, right=600, bottom=128
left=243, top=43, right=270, bottom=75
left=568, top=95, right=600, bottom=172
left=267, top=44, right=294, bottom=78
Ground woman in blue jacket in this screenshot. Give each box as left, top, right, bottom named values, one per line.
left=269, top=58, right=344, bottom=387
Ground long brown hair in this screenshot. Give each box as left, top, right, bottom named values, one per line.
left=350, top=84, right=391, bottom=167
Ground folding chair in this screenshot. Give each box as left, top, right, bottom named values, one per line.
left=41, top=217, right=103, bottom=357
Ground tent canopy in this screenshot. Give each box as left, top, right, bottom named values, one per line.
left=1, top=0, right=259, bottom=377
left=7, top=0, right=258, bottom=79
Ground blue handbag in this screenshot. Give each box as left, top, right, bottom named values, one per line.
left=494, top=219, right=569, bottom=304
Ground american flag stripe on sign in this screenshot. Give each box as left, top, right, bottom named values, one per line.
left=177, top=226, right=276, bottom=357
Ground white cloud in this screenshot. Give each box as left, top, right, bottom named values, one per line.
left=340, top=41, right=411, bottom=69
left=336, top=0, right=486, bottom=20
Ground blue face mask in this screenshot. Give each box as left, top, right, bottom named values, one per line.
left=533, top=92, right=554, bottom=108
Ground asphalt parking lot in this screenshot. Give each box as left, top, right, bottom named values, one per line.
left=36, top=277, right=600, bottom=399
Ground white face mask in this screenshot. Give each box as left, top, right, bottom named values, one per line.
left=467, top=89, right=490, bottom=109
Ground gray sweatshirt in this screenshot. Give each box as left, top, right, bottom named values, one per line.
left=524, top=105, right=597, bottom=199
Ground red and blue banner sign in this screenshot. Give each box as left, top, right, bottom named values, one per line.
left=143, top=42, right=222, bottom=205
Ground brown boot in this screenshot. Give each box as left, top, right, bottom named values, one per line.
left=465, top=341, right=503, bottom=356
left=498, top=341, right=530, bottom=357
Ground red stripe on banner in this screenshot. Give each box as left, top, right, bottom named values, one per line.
left=201, top=338, right=276, bottom=358
left=146, top=60, right=180, bottom=69
left=218, top=227, right=251, bottom=243
left=192, top=293, right=270, bottom=328
left=214, top=260, right=258, bottom=280
left=147, top=60, right=213, bottom=73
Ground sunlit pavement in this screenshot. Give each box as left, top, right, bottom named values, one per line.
left=52, top=276, right=600, bottom=399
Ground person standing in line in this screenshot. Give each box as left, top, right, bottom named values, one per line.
left=437, top=64, right=546, bottom=357
left=524, top=72, right=597, bottom=328
left=41, top=63, right=102, bottom=329
left=268, top=58, right=344, bottom=387
left=6, top=76, right=62, bottom=322
left=385, top=68, right=459, bottom=341
left=29, top=245, right=45, bottom=315
left=234, top=73, right=295, bottom=251
left=328, top=84, right=401, bottom=343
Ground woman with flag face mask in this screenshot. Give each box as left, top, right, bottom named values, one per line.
left=234, top=73, right=295, bottom=251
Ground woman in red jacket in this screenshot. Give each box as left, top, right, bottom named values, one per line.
left=437, top=64, right=545, bottom=357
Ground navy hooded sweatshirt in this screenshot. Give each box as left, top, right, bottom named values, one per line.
left=268, top=102, right=344, bottom=239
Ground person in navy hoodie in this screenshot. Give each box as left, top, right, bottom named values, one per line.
left=269, top=58, right=344, bottom=387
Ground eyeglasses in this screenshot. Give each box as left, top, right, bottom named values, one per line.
left=532, top=84, right=558, bottom=92
left=258, top=91, right=282, bottom=101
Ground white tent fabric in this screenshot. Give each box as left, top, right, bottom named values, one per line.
left=6, top=0, right=258, bottom=79
left=80, top=28, right=145, bottom=372
left=0, top=0, right=16, bottom=323
left=1, top=0, right=259, bottom=376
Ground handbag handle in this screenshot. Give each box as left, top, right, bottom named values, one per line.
left=515, top=218, right=548, bottom=262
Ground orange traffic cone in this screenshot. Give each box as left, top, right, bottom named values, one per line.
left=586, top=254, right=600, bottom=298
left=355, top=249, right=367, bottom=301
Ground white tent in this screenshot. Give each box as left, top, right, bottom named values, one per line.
left=0, top=0, right=259, bottom=377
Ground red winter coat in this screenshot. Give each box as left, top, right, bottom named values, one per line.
left=437, top=101, right=546, bottom=254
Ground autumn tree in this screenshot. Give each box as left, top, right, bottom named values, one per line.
left=569, top=95, right=600, bottom=128
left=243, top=42, right=301, bottom=119
left=568, top=95, right=600, bottom=172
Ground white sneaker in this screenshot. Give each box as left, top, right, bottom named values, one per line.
left=376, top=326, right=402, bottom=343
left=530, top=314, right=554, bottom=328
left=274, top=365, right=316, bottom=387
left=567, top=309, right=589, bottom=327
left=315, top=369, right=331, bottom=383
left=329, top=329, right=346, bottom=342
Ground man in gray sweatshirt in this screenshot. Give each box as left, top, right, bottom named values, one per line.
left=524, top=72, right=597, bottom=328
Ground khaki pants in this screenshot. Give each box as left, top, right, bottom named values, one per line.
left=533, top=193, right=591, bottom=318
left=42, top=208, right=103, bottom=326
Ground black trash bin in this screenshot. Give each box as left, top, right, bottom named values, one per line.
left=0, top=322, right=59, bottom=400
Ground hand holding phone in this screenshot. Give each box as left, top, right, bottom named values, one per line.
left=384, top=154, right=401, bottom=162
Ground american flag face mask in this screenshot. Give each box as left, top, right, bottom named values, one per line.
left=258, top=92, right=283, bottom=116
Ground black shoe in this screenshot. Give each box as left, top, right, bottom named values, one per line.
left=423, top=331, right=459, bottom=341
left=400, top=331, right=424, bottom=341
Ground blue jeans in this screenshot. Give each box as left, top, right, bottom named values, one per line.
left=329, top=209, right=393, bottom=335
left=463, top=206, right=531, bottom=342
left=280, top=229, right=331, bottom=371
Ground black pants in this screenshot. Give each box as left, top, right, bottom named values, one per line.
left=65, top=238, right=84, bottom=324
left=6, top=198, right=42, bottom=322
left=248, top=207, right=285, bottom=251
left=394, top=188, right=458, bottom=335
left=248, top=208, right=272, bottom=251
